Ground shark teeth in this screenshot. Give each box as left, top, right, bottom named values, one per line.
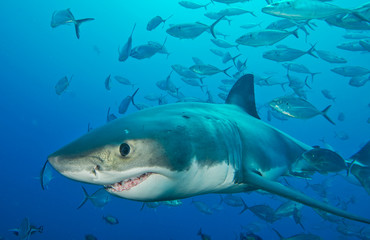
left=105, top=173, right=152, bottom=192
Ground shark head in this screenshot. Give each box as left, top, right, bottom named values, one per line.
left=48, top=103, right=240, bottom=201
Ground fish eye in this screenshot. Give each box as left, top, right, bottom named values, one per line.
left=119, top=143, right=130, bottom=156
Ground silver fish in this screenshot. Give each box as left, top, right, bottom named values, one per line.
left=331, top=66, right=370, bottom=77
left=51, top=8, right=94, bottom=39
left=179, top=1, right=211, bottom=10
left=315, top=49, right=347, bottom=63
left=263, top=45, right=316, bottom=62
left=77, top=187, right=111, bottom=209
left=147, top=15, right=172, bottom=31
left=269, top=96, right=335, bottom=124
left=55, top=75, right=72, bottom=95
left=190, top=64, right=232, bottom=77
left=118, top=23, right=136, bottom=62
left=166, top=17, right=223, bottom=39
left=236, top=29, right=298, bottom=47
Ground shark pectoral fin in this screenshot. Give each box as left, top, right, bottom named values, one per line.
left=225, top=74, right=260, bottom=119
left=244, top=172, right=370, bottom=224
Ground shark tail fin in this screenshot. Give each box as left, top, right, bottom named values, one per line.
left=244, top=172, right=370, bottom=224
left=321, top=105, right=335, bottom=125
left=239, top=198, right=248, bottom=215
left=210, top=15, right=224, bottom=39
left=77, top=186, right=90, bottom=209
left=74, top=18, right=94, bottom=39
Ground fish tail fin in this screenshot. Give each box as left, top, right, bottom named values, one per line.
left=239, top=198, right=248, bottom=215
left=291, top=28, right=299, bottom=38
left=204, top=2, right=212, bottom=10
left=272, top=228, right=284, bottom=240
left=321, top=105, right=335, bottom=125
left=161, top=37, right=168, bottom=50
left=164, top=15, right=173, bottom=24
left=77, top=186, right=90, bottom=209
left=235, top=44, right=240, bottom=51
left=306, top=43, right=318, bottom=58
left=227, top=18, right=232, bottom=26
left=200, top=84, right=207, bottom=93
left=223, top=66, right=233, bottom=77
left=244, top=172, right=370, bottom=224
left=232, top=54, right=241, bottom=67
left=74, top=18, right=94, bottom=39
left=311, top=72, right=320, bottom=82
left=249, top=11, right=257, bottom=17
left=304, top=76, right=312, bottom=89
left=130, top=23, right=137, bottom=36
left=349, top=141, right=370, bottom=194
left=131, top=88, right=140, bottom=108
left=140, top=202, right=145, bottom=211
left=40, top=160, right=49, bottom=190
left=210, top=15, right=224, bottom=39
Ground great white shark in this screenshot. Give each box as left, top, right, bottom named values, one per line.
left=47, top=74, right=370, bottom=224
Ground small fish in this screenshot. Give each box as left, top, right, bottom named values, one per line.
left=246, top=204, right=278, bottom=223
left=179, top=1, right=212, bottom=10
left=325, top=13, right=370, bottom=31
left=118, top=23, right=136, bottom=62
left=209, top=48, right=225, bottom=57
left=218, top=7, right=256, bottom=17
left=236, top=29, right=298, bottom=47
left=263, top=45, right=316, bottom=62
left=51, top=8, right=94, bottom=39
left=240, top=22, right=262, bottom=29
left=349, top=75, right=370, bottom=87
left=269, top=96, right=335, bottom=124
left=9, top=218, right=43, bottom=240
left=166, top=17, right=223, bottom=39
left=204, top=12, right=232, bottom=25
left=337, top=41, right=366, bottom=51
left=321, top=89, right=336, bottom=102
left=104, top=74, right=111, bottom=91
left=297, top=147, right=347, bottom=174
left=140, top=201, right=161, bottom=210
left=198, top=229, right=212, bottom=240
left=147, top=15, right=172, bottom=31
left=114, top=76, right=135, bottom=88
left=77, top=187, right=111, bottom=209
left=315, top=49, right=347, bottom=63
left=343, top=33, right=370, bottom=40
left=162, top=199, right=183, bottom=206
left=331, top=66, right=370, bottom=77
left=172, top=64, right=202, bottom=79
left=335, top=131, right=349, bottom=140
left=282, top=62, right=320, bottom=81
left=85, top=234, right=98, bottom=240
left=119, top=88, right=139, bottom=114
left=130, top=38, right=167, bottom=59
left=55, top=75, right=72, bottom=95
left=102, top=215, right=119, bottom=225
left=212, top=0, right=249, bottom=3
left=337, top=112, right=345, bottom=121
left=192, top=199, right=213, bottom=215
left=272, top=228, right=322, bottom=240
left=360, top=39, right=370, bottom=51
left=221, top=194, right=248, bottom=214
left=106, top=107, right=117, bottom=122
left=190, top=64, right=232, bottom=77
left=181, top=78, right=206, bottom=91
left=211, top=38, right=239, bottom=50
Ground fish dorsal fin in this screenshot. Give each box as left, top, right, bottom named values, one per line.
left=226, top=74, right=260, bottom=119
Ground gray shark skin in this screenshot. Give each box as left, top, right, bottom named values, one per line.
left=48, top=74, right=370, bottom=224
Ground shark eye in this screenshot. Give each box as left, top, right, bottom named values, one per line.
left=119, top=143, right=130, bottom=156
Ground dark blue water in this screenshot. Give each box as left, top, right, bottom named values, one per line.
left=1, top=0, right=369, bottom=239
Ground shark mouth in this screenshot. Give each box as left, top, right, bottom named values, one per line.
left=105, top=172, right=153, bottom=192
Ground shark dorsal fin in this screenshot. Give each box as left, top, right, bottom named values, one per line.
left=226, top=74, right=260, bottom=119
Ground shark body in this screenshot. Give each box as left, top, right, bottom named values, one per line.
left=48, top=74, right=370, bottom=224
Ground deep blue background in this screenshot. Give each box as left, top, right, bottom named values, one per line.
left=0, top=0, right=369, bottom=239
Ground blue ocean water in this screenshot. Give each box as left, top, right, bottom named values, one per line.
left=1, top=0, right=370, bottom=239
